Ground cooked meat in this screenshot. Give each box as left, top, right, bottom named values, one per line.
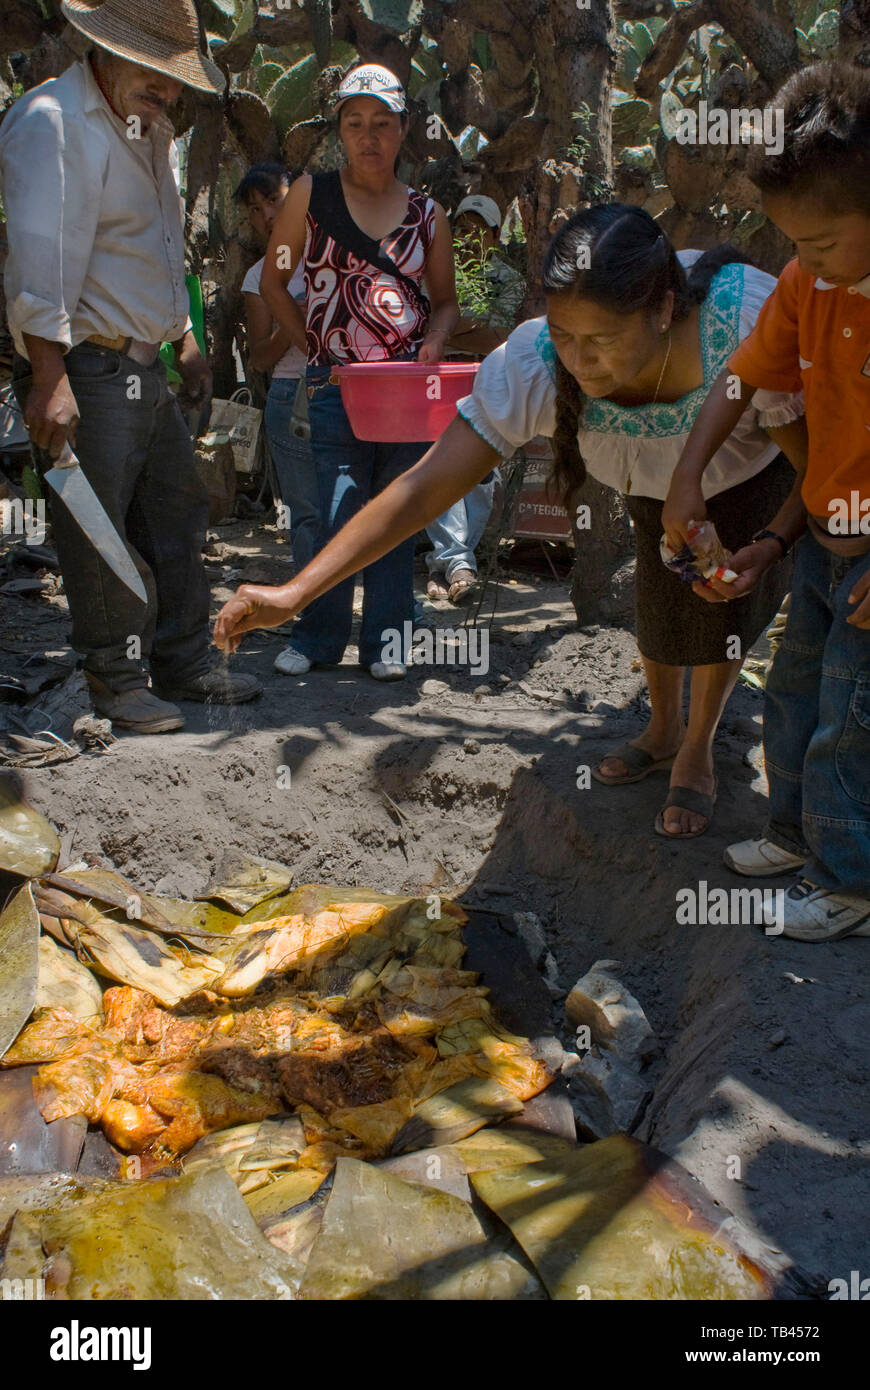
left=144, top=1067, right=277, bottom=1157
left=277, top=1030, right=430, bottom=1112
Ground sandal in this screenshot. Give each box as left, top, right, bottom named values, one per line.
left=447, top=568, right=478, bottom=603
left=591, top=741, right=677, bottom=786
left=427, top=575, right=449, bottom=600
left=654, top=778, right=719, bottom=840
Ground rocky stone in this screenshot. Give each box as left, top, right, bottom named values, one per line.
left=541, top=950, right=561, bottom=998
left=421, top=679, right=449, bottom=696
left=565, top=960, right=658, bottom=1064
left=563, top=1047, right=652, bottom=1138
left=463, top=738, right=481, bottom=754
left=514, top=910, right=547, bottom=967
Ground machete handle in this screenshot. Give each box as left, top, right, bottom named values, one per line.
left=54, top=441, right=78, bottom=469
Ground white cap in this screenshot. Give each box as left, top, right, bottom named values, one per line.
left=454, top=195, right=503, bottom=231
left=333, top=64, right=406, bottom=114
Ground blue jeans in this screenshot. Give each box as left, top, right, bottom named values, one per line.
left=425, top=474, right=497, bottom=580
left=264, top=377, right=319, bottom=573
left=13, top=344, right=210, bottom=691
left=763, top=530, right=870, bottom=894
left=287, top=366, right=427, bottom=667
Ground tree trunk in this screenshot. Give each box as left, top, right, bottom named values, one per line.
left=570, top=476, right=634, bottom=626
left=518, top=0, right=614, bottom=317
left=840, top=0, right=870, bottom=66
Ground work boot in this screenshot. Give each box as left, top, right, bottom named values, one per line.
left=155, top=668, right=262, bottom=704
left=86, top=677, right=185, bottom=734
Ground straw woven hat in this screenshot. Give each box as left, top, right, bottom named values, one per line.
left=62, top=0, right=226, bottom=94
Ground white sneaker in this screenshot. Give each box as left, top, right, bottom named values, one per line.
left=724, top=836, right=807, bottom=877
left=780, top=878, right=870, bottom=942
left=369, top=661, right=407, bottom=681
left=274, top=647, right=311, bottom=675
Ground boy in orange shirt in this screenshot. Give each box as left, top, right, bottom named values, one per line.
left=664, top=61, right=870, bottom=942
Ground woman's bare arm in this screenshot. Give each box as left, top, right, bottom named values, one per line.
left=243, top=292, right=293, bottom=373
left=214, top=416, right=500, bottom=650
left=260, top=175, right=310, bottom=355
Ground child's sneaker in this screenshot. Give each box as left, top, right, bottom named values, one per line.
left=274, top=647, right=311, bottom=675
left=724, top=836, right=807, bottom=877
left=780, top=878, right=870, bottom=942
left=369, top=660, right=406, bottom=681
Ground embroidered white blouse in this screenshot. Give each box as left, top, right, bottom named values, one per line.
left=456, top=252, right=804, bottom=501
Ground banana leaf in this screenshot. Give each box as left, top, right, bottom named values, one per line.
left=3, top=1167, right=302, bottom=1299
left=471, top=1134, right=779, bottom=1300
left=0, top=883, right=40, bottom=1059
left=196, top=851, right=293, bottom=915
left=36, top=934, right=103, bottom=1023
left=57, top=899, right=225, bottom=1007
left=0, top=1066, right=86, bottom=1176
left=299, top=1157, right=544, bottom=1301
left=243, top=1169, right=324, bottom=1223
left=392, top=1076, right=524, bottom=1153
left=0, top=776, right=59, bottom=877
left=454, top=1128, right=579, bottom=1174
left=183, top=1116, right=306, bottom=1186
left=41, top=868, right=242, bottom=939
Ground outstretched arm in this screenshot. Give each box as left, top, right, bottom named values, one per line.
left=214, top=416, right=500, bottom=651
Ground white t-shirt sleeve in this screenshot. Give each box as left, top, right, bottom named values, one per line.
left=738, top=264, right=804, bottom=428
left=456, top=318, right=557, bottom=456
left=241, top=257, right=264, bottom=296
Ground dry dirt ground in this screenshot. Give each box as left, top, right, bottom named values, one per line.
left=2, top=519, right=868, bottom=1292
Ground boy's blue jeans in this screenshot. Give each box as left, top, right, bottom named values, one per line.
left=763, top=530, right=870, bottom=895
left=264, top=377, right=319, bottom=573
left=425, top=475, right=497, bottom=581
left=287, top=367, right=427, bottom=667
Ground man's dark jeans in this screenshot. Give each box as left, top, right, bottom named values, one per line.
left=13, top=343, right=210, bottom=692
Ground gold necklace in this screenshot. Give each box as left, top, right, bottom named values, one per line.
left=652, top=332, right=672, bottom=404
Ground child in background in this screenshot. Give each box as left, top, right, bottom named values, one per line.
left=236, top=164, right=319, bottom=575
left=664, top=61, right=870, bottom=942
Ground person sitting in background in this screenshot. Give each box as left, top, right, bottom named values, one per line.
left=425, top=196, right=519, bottom=604
left=236, top=162, right=318, bottom=574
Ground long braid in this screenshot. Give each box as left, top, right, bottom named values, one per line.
left=551, top=357, right=586, bottom=508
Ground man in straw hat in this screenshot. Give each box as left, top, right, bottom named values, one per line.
left=0, top=0, right=261, bottom=732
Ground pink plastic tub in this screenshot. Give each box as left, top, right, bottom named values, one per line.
left=334, top=362, right=479, bottom=442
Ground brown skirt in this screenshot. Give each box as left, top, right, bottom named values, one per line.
left=625, top=453, right=794, bottom=666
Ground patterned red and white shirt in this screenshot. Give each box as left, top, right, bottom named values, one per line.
left=303, top=170, right=435, bottom=366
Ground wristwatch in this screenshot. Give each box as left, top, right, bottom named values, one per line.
left=752, top=528, right=790, bottom=557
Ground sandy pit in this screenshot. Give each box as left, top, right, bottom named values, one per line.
left=3, top=520, right=868, bottom=1291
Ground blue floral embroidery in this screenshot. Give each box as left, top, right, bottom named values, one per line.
left=535, top=265, right=746, bottom=437
left=534, top=320, right=558, bottom=383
